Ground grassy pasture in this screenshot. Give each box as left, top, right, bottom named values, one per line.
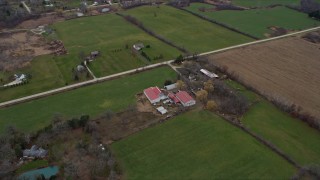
left=185, top=3, right=320, bottom=38
left=0, top=66, right=176, bottom=133
left=122, top=5, right=253, bottom=53
left=111, top=110, right=296, bottom=179
left=232, top=0, right=301, bottom=7
left=0, top=55, right=66, bottom=103
left=53, top=14, right=181, bottom=78
left=242, top=100, right=320, bottom=166
left=225, top=80, right=320, bottom=166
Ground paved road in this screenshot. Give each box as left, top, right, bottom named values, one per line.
left=0, top=26, right=319, bottom=108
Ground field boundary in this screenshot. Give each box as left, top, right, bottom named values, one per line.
left=116, top=12, right=189, bottom=53
left=176, top=6, right=260, bottom=40
left=0, top=26, right=319, bottom=108
left=215, top=111, right=301, bottom=169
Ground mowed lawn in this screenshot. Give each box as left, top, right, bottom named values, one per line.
left=185, top=3, right=320, bottom=38
left=0, top=66, right=177, bottom=133
left=0, top=55, right=66, bottom=103
left=112, top=110, right=296, bottom=179
left=122, top=5, right=253, bottom=53
left=53, top=14, right=181, bottom=78
left=242, top=100, right=320, bottom=166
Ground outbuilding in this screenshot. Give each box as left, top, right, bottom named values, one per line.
left=164, top=83, right=177, bottom=90
left=200, top=69, right=219, bottom=78
left=175, top=91, right=196, bottom=107
left=143, top=86, right=162, bottom=104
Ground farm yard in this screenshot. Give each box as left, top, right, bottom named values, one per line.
left=208, top=36, right=320, bottom=120
left=185, top=3, right=320, bottom=38
left=52, top=14, right=181, bottom=78
left=122, top=5, right=253, bottom=53
left=0, top=66, right=177, bottom=133
left=111, top=110, right=296, bottom=179
left=1, top=2, right=320, bottom=179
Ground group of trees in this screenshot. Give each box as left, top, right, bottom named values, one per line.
left=301, top=0, right=320, bottom=13
left=0, top=126, right=30, bottom=179
left=309, top=10, right=320, bottom=20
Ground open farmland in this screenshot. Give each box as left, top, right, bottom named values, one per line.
left=242, top=100, right=320, bottom=166
left=122, top=5, right=253, bottom=53
left=53, top=14, right=181, bottom=78
left=112, top=110, right=296, bottom=179
left=0, top=55, right=66, bottom=103
left=208, top=36, right=320, bottom=119
left=232, top=0, right=301, bottom=7
left=226, top=80, right=320, bottom=166
left=0, top=66, right=177, bottom=133
left=185, top=3, right=320, bottom=38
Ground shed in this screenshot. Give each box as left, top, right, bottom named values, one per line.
left=164, top=83, right=177, bottom=90
left=200, top=69, right=219, bottom=78
left=156, top=106, right=168, bottom=115
left=133, top=43, right=144, bottom=51
left=101, top=8, right=110, bottom=13
left=91, top=51, right=100, bottom=57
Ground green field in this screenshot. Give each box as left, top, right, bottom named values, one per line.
left=0, top=66, right=176, bottom=133
left=112, top=110, right=296, bottom=179
left=122, top=5, right=253, bottom=53
left=53, top=14, right=181, bottom=78
left=232, top=0, right=301, bottom=7
left=185, top=3, right=320, bottom=38
left=242, top=100, right=320, bottom=166
left=0, top=56, right=66, bottom=103
left=225, top=80, right=320, bottom=166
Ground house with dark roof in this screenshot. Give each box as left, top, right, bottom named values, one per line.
left=23, top=145, right=47, bottom=158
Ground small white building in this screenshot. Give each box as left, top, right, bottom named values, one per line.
left=156, top=106, right=168, bottom=115
left=133, top=43, right=144, bottom=51
left=200, top=69, right=219, bottom=78
left=164, top=83, right=177, bottom=91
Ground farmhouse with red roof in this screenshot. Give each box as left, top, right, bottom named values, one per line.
left=175, top=91, right=196, bottom=107
left=143, top=86, right=162, bottom=104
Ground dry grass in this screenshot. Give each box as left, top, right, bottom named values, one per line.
left=208, top=36, right=320, bottom=119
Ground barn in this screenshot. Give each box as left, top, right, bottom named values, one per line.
left=175, top=91, right=196, bottom=107
left=143, top=86, right=162, bottom=104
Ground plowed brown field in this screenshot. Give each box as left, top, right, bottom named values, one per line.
left=209, top=36, right=320, bottom=118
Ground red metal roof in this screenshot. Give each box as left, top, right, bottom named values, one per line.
left=168, top=93, right=180, bottom=103
left=175, top=91, right=194, bottom=103
left=144, top=87, right=162, bottom=101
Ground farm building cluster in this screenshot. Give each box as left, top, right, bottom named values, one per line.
left=141, top=84, right=196, bottom=115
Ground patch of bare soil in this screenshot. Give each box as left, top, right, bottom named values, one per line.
left=208, top=36, right=320, bottom=119
left=265, top=26, right=290, bottom=37
left=96, top=110, right=160, bottom=145
left=0, top=31, right=52, bottom=71
left=17, top=14, right=64, bottom=29
left=303, top=30, right=320, bottom=43
left=136, top=93, right=158, bottom=114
